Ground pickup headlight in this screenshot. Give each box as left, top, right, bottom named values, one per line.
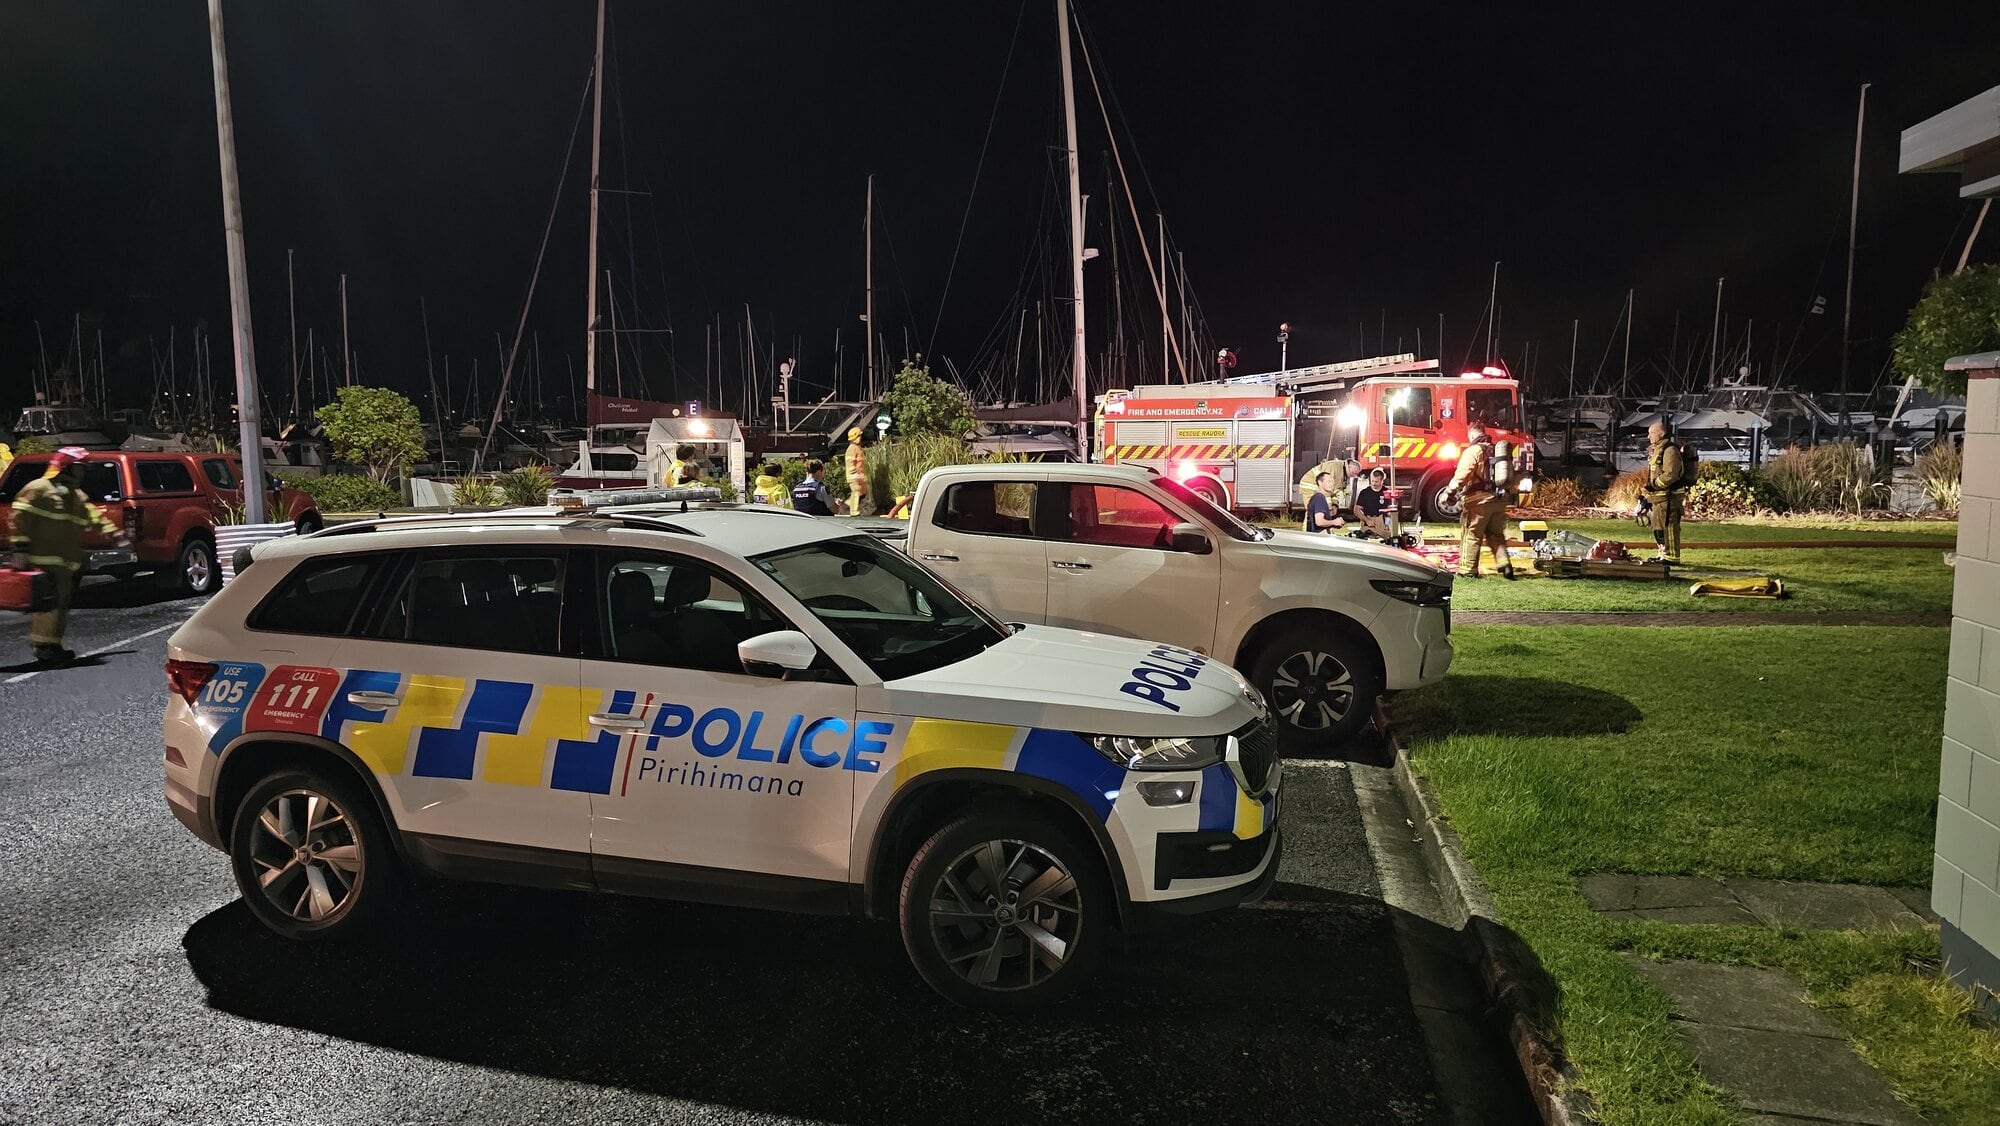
left=1088, top=734, right=1223, bottom=771
left=1371, top=576, right=1452, bottom=607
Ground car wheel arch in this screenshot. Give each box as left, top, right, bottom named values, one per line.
left=212, top=734, right=412, bottom=868
left=861, top=768, right=1131, bottom=928
left=1235, top=607, right=1386, bottom=698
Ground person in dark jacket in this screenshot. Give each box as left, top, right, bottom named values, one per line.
left=9, top=446, right=120, bottom=664
left=789, top=460, right=842, bottom=516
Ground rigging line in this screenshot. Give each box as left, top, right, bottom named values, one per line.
left=1071, top=6, right=1166, bottom=220
left=477, top=61, right=594, bottom=462
left=875, top=203, right=923, bottom=366
left=928, top=0, right=1030, bottom=360
left=1071, top=9, right=1186, bottom=382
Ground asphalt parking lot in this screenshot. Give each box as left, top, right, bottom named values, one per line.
left=0, top=581, right=1531, bottom=1125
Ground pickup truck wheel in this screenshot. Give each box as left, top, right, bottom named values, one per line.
left=898, top=811, right=1106, bottom=1012
left=1185, top=475, right=1230, bottom=509
left=1251, top=628, right=1380, bottom=746
left=228, top=766, right=400, bottom=941
left=294, top=512, right=323, bottom=536
left=173, top=536, right=219, bottom=595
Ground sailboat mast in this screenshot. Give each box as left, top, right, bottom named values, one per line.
left=287, top=248, right=299, bottom=421
left=340, top=273, right=352, bottom=386
left=1838, top=82, right=1869, bottom=439
left=864, top=174, right=876, bottom=401
left=584, top=0, right=607, bottom=403
left=1057, top=0, right=1087, bottom=453
left=1157, top=213, right=1167, bottom=385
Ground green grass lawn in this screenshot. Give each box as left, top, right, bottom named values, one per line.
left=1447, top=545, right=1957, bottom=615
left=1398, top=625, right=2000, bottom=1123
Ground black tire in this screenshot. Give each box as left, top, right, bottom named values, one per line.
left=294, top=510, right=324, bottom=536
left=228, top=766, right=400, bottom=941
left=1249, top=625, right=1383, bottom=747
left=171, top=535, right=219, bottom=596
left=1417, top=473, right=1461, bottom=523
left=898, top=810, right=1108, bottom=1012
left=1185, top=475, right=1230, bottom=510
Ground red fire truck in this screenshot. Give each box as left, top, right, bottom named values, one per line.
left=1097, top=354, right=1536, bottom=521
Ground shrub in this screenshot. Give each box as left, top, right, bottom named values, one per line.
left=1601, top=469, right=1650, bottom=513
left=1529, top=477, right=1588, bottom=511
left=1759, top=443, right=1887, bottom=515
left=1914, top=442, right=1962, bottom=513
left=1684, top=463, right=1770, bottom=519
left=498, top=464, right=554, bottom=507
left=316, top=385, right=426, bottom=482
left=881, top=357, right=977, bottom=440
left=14, top=436, right=53, bottom=455
left=452, top=477, right=503, bottom=507
left=281, top=472, right=402, bottom=512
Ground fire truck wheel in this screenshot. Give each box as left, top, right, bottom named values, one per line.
left=1250, top=628, right=1380, bottom=746
left=1184, top=476, right=1229, bottom=509
left=1419, top=474, right=1463, bottom=523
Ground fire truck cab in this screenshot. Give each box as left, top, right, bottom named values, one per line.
left=1097, top=355, right=1536, bottom=522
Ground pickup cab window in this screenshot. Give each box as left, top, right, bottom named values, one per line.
left=1060, top=484, right=1184, bottom=550
left=136, top=461, right=197, bottom=494
left=201, top=459, right=237, bottom=489
left=0, top=460, right=122, bottom=503
left=934, top=481, right=1037, bottom=537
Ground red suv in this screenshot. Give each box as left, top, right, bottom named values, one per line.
left=0, top=451, right=321, bottom=595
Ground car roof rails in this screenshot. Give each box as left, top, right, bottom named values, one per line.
left=313, top=509, right=703, bottom=539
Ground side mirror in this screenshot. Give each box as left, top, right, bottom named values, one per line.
left=739, top=630, right=818, bottom=676
left=1168, top=522, right=1211, bottom=555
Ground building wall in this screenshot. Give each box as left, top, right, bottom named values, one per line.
left=1938, top=368, right=2000, bottom=1013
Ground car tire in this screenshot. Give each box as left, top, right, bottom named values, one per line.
left=295, top=511, right=323, bottom=536
left=170, top=535, right=220, bottom=596
left=1250, top=626, right=1381, bottom=747
left=1418, top=472, right=1462, bottom=523
left=228, top=766, right=399, bottom=942
left=898, top=810, right=1107, bottom=1012
left=1185, top=475, right=1230, bottom=509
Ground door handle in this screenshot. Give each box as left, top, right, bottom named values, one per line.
left=589, top=712, right=649, bottom=731
left=345, top=690, right=402, bottom=708
left=1051, top=560, right=1093, bottom=571
left=919, top=552, right=959, bottom=562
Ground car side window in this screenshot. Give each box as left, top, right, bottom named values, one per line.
left=136, top=461, right=196, bottom=493
left=371, top=551, right=567, bottom=656
left=247, top=554, right=383, bottom=637
left=601, top=553, right=779, bottom=673
left=1060, top=484, right=1185, bottom=551
left=934, top=481, right=1036, bottom=537
left=201, top=459, right=237, bottom=489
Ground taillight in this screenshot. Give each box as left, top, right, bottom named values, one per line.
left=128, top=503, right=144, bottom=538
left=165, top=659, right=218, bottom=705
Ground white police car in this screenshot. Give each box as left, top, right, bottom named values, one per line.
left=162, top=506, right=1280, bottom=1009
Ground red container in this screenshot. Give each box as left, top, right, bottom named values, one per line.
left=0, top=566, right=55, bottom=613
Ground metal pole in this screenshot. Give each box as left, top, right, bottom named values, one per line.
left=864, top=173, right=875, bottom=400
left=584, top=0, right=606, bottom=401
left=339, top=273, right=351, bottom=387
left=286, top=248, right=299, bottom=422
left=1058, top=0, right=1088, bottom=455
left=1709, top=276, right=1724, bottom=389
left=1839, top=83, right=1869, bottom=439
left=1158, top=213, right=1169, bottom=383
left=1485, top=261, right=1499, bottom=365
left=205, top=0, right=267, bottom=524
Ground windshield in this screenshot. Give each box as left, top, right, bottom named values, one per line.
left=1155, top=477, right=1267, bottom=541
left=1465, top=388, right=1520, bottom=430
left=753, top=536, right=1011, bottom=681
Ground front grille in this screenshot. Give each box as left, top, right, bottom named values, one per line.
left=1231, top=720, right=1276, bottom=795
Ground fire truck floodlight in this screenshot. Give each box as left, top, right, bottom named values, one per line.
left=1440, top=441, right=1461, bottom=460
left=1338, top=404, right=1367, bottom=430
left=1175, top=461, right=1200, bottom=480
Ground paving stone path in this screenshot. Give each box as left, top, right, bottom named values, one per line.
left=1453, top=610, right=1949, bottom=627
left=1581, top=874, right=1935, bottom=1124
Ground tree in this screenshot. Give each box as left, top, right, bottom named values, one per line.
left=1891, top=263, right=2000, bottom=396
left=316, top=385, right=425, bottom=482
left=881, top=355, right=977, bottom=441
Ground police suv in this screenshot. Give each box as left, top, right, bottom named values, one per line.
left=162, top=505, right=1280, bottom=1010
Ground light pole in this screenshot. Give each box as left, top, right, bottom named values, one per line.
left=1277, top=323, right=1290, bottom=377
left=206, top=0, right=267, bottom=525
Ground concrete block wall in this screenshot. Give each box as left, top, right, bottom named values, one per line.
left=1938, top=369, right=2000, bottom=1012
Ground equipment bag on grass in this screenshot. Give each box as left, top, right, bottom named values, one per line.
left=1688, top=576, right=1785, bottom=599
left=0, top=565, right=56, bottom=613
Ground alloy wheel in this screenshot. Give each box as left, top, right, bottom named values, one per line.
left=184, top=546, right=212, bottom=591
left=927, top=839, right=1082, bottom=992
left=1268, top=648, right=1356, bottom=731
left=246, top=789, right=363, bottom=923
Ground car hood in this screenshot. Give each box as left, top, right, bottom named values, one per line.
left=880, top=625, right=1265, bottom=738
left=1258, top=528, right=1443, bottom=580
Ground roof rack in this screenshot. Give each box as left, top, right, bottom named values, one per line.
left=547, top=484, right=722, bottom=511
left=312, top=510, right=703, bottom=539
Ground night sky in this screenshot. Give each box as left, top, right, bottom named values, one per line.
left=4, top=1, right=1998, bottom=427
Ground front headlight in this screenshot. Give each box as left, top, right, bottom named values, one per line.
left=1089, top=733, right=1223, bottom=771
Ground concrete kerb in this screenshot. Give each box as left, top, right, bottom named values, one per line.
left=1389, top=736, right=1599, bottom=1126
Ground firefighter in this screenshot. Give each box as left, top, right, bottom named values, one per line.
left=1643, top=421, right=1685, bottom=561
left=845, top=427, right=871, bottom=516
left=1441, top=423, right=1514, bottom=579
left=8, top=446, right=120, bottom=664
